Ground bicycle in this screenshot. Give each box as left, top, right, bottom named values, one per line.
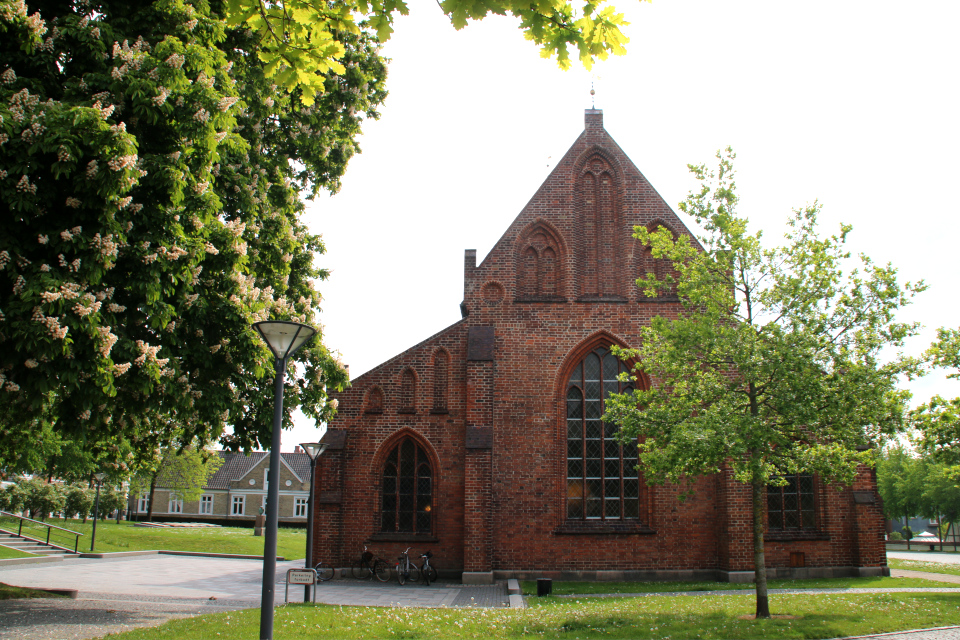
left=396, top=547, right=419, bottom=585
left=313, top=561, right=335, bottom=582
left=352, top=545, right=390, bottom=582
left=419, top=550, right=437, bottom=585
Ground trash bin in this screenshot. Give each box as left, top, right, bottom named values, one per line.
left=537, top=578, right=553, bottom=596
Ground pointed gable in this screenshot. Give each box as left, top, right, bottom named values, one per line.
left=461, top=109, right=695, bottom=315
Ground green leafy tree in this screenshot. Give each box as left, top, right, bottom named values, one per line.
left=911, top=327, right=960, bottom=465
left=0, top=0, right=631, bottom=472
left=97, top=483, right=126, bottom=520
left=604, top=149, right=923, bottom=618
left=62, top=483, right=94, bottom=522
left=921, top=462, right=960, bottom=552
left=228, top=0, right=637, bottom=101
left=129, top=443, right=222, bottom=521
left=877, top=446, right=927, bottom=551
left=19, top=477, right=65, bottom=521
left=1, top=0, right=370, bottom=471
left=0, top=480, right=27, bottom=513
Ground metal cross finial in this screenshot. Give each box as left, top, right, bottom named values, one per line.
left=590, top=81, right=596, bottom=109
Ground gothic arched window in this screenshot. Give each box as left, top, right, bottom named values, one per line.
left=566, top=346, right=639, bottom=520
left=399, top=368, right=416, bottom=414
left=432, top=350, right=449, bottom=412
left=380, top=438, right=433, bottom=534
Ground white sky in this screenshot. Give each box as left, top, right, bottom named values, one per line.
left=281, top=0, right=960, bottom=450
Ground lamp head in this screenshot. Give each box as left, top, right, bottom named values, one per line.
left=299, top=442, right=327, bottom=460
left=253, top=321, right=317, bottom=361
left=93, top=472, right=106, bottom=483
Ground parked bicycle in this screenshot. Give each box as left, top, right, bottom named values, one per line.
left=313, top=561, right=335, bottom=582
left=396, top=548, right=438, bottom=585
left=352, top=545, right=390, bottom=582
left=396, top=547, right=418, bottom=585
left=419, top=550, right=438, bottom=585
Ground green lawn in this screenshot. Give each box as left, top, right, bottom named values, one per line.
left=96, top=592, right=960, bottom=639
left=0, top=582, right=67, bottom=600
left=888, top=558, right=960, bottom=578
left=0, top=546, right=35, bottom=560
left=520, top=574, right=957, bottom=596
left=0, top=516, right=306, bottom=559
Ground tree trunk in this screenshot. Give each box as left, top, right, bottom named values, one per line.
left=147, top=473, right=157, bottom=522
left=937, top=514, right=943, bottom=552
left=752, top=478, right=770, bottom=619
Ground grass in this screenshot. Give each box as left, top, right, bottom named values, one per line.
left=0, top=581, right=67, bottom=600
left=520, top=575, right=959, bottom=596
left=0, top=516, right=306, bottom=559
left=888, top=558, right=960, bottom=577
left=0, top=545, right=35, bottom=560
left=92, top=592, right=960, bottom=639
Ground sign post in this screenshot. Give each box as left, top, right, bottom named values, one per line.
left=285, top=568, right=317, bottom=603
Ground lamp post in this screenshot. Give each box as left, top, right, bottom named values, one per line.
left=90, top=472, right=105, bottom=552
left=253, top=320, right=317, bottom=640
left=299, top=441, right=327, bottom=601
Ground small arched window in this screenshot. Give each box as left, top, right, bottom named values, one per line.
left=522, top=247, right=538, bottom=297
left=566, top=346, right=639, bottom=520
left=380, top=438, right=433, bottom=534
left=365, top=386, right=384, bottom=414
left=399, top=368, right=416, bottom=414
left=432, top=350, right=449, bottom=412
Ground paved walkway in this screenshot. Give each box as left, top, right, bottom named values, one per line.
left=0, top=555, right=509, bottom=640
left=1, top=552, right=958, bottom=640
left=888, top=550, right=960, bottom=564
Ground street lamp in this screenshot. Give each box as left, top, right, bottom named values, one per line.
left=253, top=320, right=317, bottom=640
left=300, top=441, right=327, bottom=601
left=90, top=472, right=106, bottom=552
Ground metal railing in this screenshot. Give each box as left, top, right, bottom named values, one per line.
left=0, top=510, right=84, bottom=554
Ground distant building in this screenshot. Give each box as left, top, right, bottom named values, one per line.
left=133, top=450, right=312, bottom=526
left=312, top=110, right=888, bottom=582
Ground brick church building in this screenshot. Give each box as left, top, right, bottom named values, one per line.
left=313, top=110, right=887, bottom=583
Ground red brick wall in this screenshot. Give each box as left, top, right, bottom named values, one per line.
left=313, top=110, right=885, bottom=576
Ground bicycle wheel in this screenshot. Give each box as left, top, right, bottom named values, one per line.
left=315, top=562, right=334, bottom=582
left=424, top=564, right=438, bottom=585
left=352, top=561, right=372, bottom=579
left=396, top=564, right=406, bottom=585
left=407, top=563, right=420, bottom=584
left=374, top=559, right=391, bottom=582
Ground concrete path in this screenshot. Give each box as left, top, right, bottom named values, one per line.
left=0, top=555, right=507, bottom=607
left=1, top=552, right=958, bottom=640
left=891, top=569, right=960, bottom=584
left=0, top=554, right=508, bottom=640
left=888, top=551, right=960, bottom=564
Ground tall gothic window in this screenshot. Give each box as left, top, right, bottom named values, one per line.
left=432, top=350, right=449, bottom=412
left=399, top=368, right=416, bottom=413
left=767, top=474, right=816, bottom=530
left=566, top=346, right=639, bottom=520
left=380, top=438, right=433, bottom=533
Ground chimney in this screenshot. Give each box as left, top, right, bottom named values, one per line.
left=585, top=108, right=603, bottom=131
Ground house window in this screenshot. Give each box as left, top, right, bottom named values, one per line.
left=232, top=495, right=245, bottom=515
left=380, top=438, right=432, bottom=534
left=199, top=494, right=213, bottom=515
left=767, top=474, right=816, bottom=530
left=566, top=346, right=639, bottom=520
left=263, top=469, right=270, bottom=491
left=295, top=497, right=308, bottom=517
left=137, top=494, right=149, bottom=512
left=168, top=494, right=183, bottom=514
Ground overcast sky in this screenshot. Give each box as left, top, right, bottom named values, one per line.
left=281, top=0, right=960, bottom=449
